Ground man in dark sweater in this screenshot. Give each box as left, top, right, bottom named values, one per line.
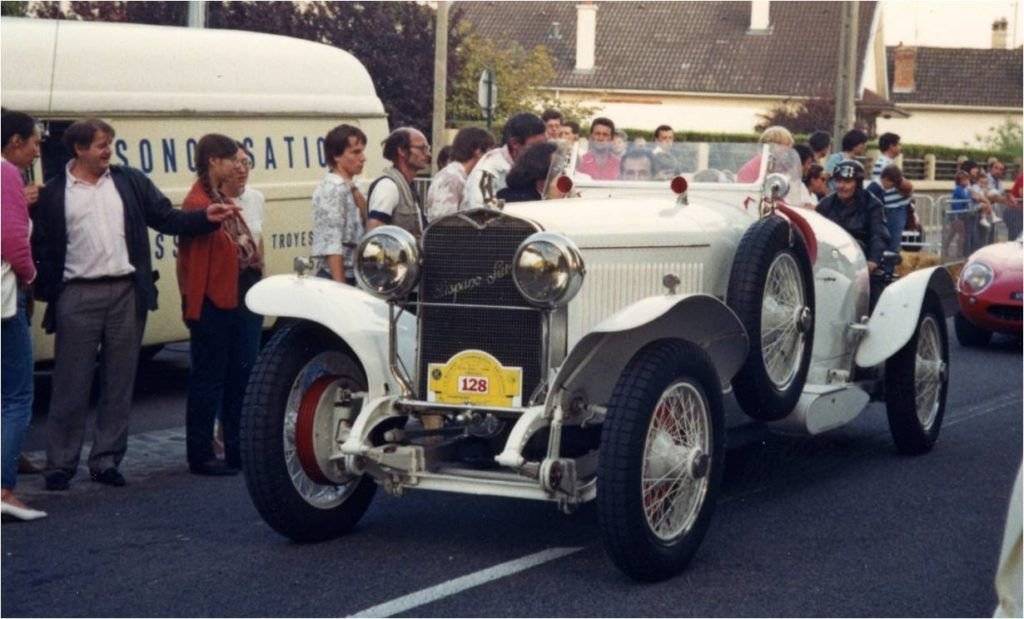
left=32, top=118, right=237, bottom=491
left=816, top=159, right=890, bottom=308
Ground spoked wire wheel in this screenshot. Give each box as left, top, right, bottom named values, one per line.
left=761, top=252, right=809, bottom=391
left=910, top=315, right=944, bottom=432
left=884, top=294, right=949, bottom=455
left=642, top=380, right=712, bottom=541
left=598, top=340, right=724, bottom=582
left=727, top=216, right=815, bottom=421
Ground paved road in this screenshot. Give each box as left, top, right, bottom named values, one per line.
left=3, top=327, right=1021, bottom=617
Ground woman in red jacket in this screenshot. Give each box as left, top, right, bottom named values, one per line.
left=178, top=134, right=263, bottom=476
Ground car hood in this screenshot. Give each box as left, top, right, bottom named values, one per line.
left=967, top=241, right=1024, bottom=274
left=502, top=193, right=752, bottom=249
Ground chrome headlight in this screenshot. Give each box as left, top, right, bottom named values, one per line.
left=512, top=232, right=585, bottom=308
left=355, top=226, right=421, bottom=300
left=959, top=262, right=994, bottom=295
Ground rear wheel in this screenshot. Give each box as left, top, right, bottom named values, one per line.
left=954, top=311, right=992, bottom=348
left=598, top=340, right=724, bottom=582
left=727, top=216, right=815, bottom=421
left=241, top=321, right=376, bottom=542
left=885, top=294, right=949, bottom=455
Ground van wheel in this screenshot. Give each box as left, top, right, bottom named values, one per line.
left=727, top=216, right=815, bottom=421
left=885, top=294, right=949, bottom=455
left=241, top=321, right=376, bottom=543
left=597, top=340, right=724, bottom=582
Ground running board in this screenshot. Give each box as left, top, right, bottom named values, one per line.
left=768, top=384, right=870, bottom=435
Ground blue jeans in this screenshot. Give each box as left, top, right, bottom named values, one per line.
left=185, top=280, right=262, bottom=468
left=2, top=290, right=33, bottom=489
left=884, top=206, right=907, bottom=254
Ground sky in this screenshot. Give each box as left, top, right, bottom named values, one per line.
left=882, top=0, right=1022, bottom=48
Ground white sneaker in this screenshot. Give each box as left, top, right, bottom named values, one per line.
left=992, top=216, right=1003, bottom=224
left=0, top=500, right=48, bottom=521
left=980, top=218, right=992, bottom=229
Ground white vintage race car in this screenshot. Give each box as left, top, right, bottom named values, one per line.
left=240, top=143, right=955, bottom=582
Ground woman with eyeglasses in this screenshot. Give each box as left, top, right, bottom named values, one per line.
left=177, top=133, right=264, bottom=477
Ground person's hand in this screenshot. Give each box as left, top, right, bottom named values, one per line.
left=24, top=183, right=43, bottom=206
left=867, top=260, right=878, bottom=272
left=205, top=202, right=241, bottom=222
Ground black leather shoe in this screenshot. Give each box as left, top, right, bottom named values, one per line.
left=91, top=468, right=126, bottom=487
left=189, top=459, right=239, bottom=477
left=44, top=471, right=70, bottom=491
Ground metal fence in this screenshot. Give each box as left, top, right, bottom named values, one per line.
left=928, top=196, right=1009, bottom=263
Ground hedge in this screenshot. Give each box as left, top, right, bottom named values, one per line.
left=452, top=121, right=1018, bottom=164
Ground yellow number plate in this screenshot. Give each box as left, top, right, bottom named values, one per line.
left=427, top=350, right=523, bottom=407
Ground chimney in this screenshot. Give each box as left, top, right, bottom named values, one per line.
left=992, top=17, right=1008, bottom=49
left=892, top=44, right=916, bottom=93
left=575, top=1, right=597, bottom=73
left=748, top=0, right=772, bottom=35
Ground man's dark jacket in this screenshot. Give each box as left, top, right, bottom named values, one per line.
left=31, top=165, right=218, bottom=333
left=815, top=187, right=890, bottom=264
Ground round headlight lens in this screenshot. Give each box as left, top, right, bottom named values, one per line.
left=512, top=232, right=585, bottom=307
left=959, top=262, right=994, bottom=295
left=355, top=226, right=421, bottom=300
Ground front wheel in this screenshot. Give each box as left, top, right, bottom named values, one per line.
left=884, top=294, right=949, bottom=455
left=597, top=340, right=724, bottom=582
left=241, top=321, right=376, bottom=542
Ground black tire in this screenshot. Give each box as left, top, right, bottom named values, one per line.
left=241, top=321, right=376, bottom=543
left=954, top=311, right=992, bottom=348
left=885, top=293, right=949, bottom=455
left=727, top=216, right=815, bottom=421
left=597, top=340, right=724, bottom=582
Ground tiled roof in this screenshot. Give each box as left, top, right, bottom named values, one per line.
left=885, top=46, right=1023, bottom=108
left=459, top=1, right=877, bottom=97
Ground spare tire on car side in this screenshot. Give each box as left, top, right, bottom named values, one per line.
left=727, top=215, right=815, bottom=421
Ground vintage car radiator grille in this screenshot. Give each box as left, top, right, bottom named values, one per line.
left=416, top=212, right=543, bottom=400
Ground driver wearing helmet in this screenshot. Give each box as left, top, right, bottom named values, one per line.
left=815, top=160, right=890, bottom=271
left=816, top=159, right=891, bottom=307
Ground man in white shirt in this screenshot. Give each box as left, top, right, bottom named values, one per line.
left=32, top=118, right=235, bottom=491
left=461, top=112, right=546, bottom=210
left=425, top=127, right=495, bottom=221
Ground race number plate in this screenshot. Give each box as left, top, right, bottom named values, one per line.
left=427, top=350, right=523, bottom=407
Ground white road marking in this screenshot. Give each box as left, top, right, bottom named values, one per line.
left=347, top=546, right=584, bottom=618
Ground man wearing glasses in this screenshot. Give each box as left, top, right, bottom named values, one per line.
left=366, top=127, right=431, bottom=238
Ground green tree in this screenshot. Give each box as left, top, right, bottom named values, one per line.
left=756, top=93, right=835, bottom=135
left=976, top=116, right=1023, bottom=155
left=449, top=32, right=556, bottom=123
left=1, top=1, right=29, bottom=17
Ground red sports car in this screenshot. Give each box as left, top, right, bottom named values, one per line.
left=955, top=239, right=1023, bottom=346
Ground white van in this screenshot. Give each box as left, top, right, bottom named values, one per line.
left=0, top=17, right=389, bottom=361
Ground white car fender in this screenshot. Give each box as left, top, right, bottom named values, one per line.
left=855, top=266, right=956, bottom=367
left=546, top=293, right=749, bottom=412
left=245, top=274, right=416, bottom=398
